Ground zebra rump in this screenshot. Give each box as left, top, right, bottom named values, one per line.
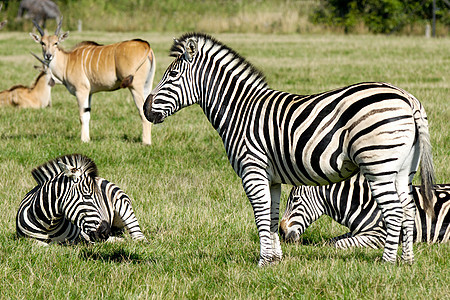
left=280, top=173, right=450, bottom=248
left=16, top=154, right=146, bottom=244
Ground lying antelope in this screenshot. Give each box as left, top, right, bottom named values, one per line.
left=0, top=53, right=55, bottom=108
left=30, top=18, right=156, bottom=144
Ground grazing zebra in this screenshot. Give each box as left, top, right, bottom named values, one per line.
left=279, top=173, right=450, bottom=248
left=16, top=154, right=146, bottom=244
left=143, top=33, right=434, bottom=265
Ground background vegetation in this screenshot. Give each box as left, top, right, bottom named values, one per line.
left=0, top=28, right=448, bottom=298
left=313, top=0, right=450, bottom=34
left=0, top=0, right=449, bottom=35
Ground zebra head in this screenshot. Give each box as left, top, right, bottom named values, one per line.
left=144, top=34, right=202, bottom=124
left=56, top=155, right=111, bottom=242
left=279, top=186, right=323, bottom=243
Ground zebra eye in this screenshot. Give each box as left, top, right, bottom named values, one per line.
left=169, top=70, right=179, bottom=77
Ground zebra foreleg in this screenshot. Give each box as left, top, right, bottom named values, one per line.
left=328, top=232, right=385, bottom=249
left=112, top=199, right=147, bottom=242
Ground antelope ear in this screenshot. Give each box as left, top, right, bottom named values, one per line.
left=58, top=161, right=81, bottom=181
left=184, top=38, right=198, bottom=62
left=30, top=32, right=41, bottom=43
left=59, top=31, right=69, bottom=43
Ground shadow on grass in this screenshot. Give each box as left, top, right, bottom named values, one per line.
left=283, top=237, right=384, bottom=263
left=121, top=134, right=141, bottom=143
left=285, top=244, right=383, bottom=263
left=0, top=133, right=43, bottom=140
left=79, top=247, right=158, bottom=264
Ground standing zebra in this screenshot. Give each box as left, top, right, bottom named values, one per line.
left=16, top=154, right=146, bottom=244
left=279, top=173, right=449, bottom=248
left=143, top=33, right=434, bottom=265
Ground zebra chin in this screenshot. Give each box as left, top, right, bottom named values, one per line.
left=145, top=111, right=165, bottom=124
left=87, top=220, right=111, bottom=242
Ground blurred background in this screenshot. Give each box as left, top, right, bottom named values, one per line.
left=0, top=0, right=449, bottom=36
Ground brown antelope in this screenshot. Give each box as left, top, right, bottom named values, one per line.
left=30, top=18, right=156, bottom=144
left=0, top=53, right=55, bottom=108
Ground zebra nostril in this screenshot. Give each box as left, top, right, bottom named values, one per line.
left=97, top=220, right=111, bottom=241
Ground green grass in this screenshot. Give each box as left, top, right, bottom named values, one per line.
left=0, top=31, right=449, bottom=298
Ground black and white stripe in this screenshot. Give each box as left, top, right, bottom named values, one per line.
left=16, top=154, right=146, bottom=244
left=280, top=173, right=449, bottom=248
left=143, top=33, right=434, bottom=265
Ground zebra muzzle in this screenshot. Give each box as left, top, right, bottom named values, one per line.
left=279, top=220, right=299, bottom=242
left=89, top=220, right=111, bottom=242
left=143, top=94, right=164, bottom=124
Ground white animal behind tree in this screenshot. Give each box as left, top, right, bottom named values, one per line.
left=0, top=53, right=55, bottom=108
left=30, top=18, right=156, bottom=144
left=0, top=3, right=7, bottom=29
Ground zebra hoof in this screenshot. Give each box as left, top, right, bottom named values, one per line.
left=400, top=256, right=414, bottom=265
left=258, top=255, right=282, bottom=267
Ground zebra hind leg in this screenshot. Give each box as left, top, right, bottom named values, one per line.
left=241, top=174, right=278, bottom=266
left=396, top=146, right=420, bottom=264
left=270, top=183, right=283, bottom=263
left=367, top=179, right=403, bottom=263
left=398, top=181, right=416, bottom=264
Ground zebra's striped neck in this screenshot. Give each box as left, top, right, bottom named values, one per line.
left=171, top=33, right=269, bottom=132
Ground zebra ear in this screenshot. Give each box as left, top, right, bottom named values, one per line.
left=184, top=38, right=198, bottom=62
left=58, top=161, right=81, bottom=181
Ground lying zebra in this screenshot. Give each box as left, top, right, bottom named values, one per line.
left=16, top=154, right=147, bottom=244
left=279, top=173, right=449, bottom=248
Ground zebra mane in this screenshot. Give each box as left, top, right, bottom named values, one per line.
left=31, top=154, right=98, bottom=185
left=170, top=32, right=268, bottom=87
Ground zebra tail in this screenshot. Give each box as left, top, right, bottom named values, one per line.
left=415, top=102, right=436, bottom=219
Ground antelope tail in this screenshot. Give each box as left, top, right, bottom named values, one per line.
left=148, top=48, right=156, bottom=90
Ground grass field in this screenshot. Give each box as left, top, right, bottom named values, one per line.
left=0, top=31, right=449, bottom=298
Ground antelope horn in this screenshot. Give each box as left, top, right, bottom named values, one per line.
left=55, top=16, right=63, bottom=35
left=30, top=52, right=49, bottom=66
left=32, top=19, right=45, bottom=37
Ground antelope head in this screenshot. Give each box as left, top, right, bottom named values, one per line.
left=30, top=17, right=68, bottom=62
left=30, top=52, right=56, bottom=87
